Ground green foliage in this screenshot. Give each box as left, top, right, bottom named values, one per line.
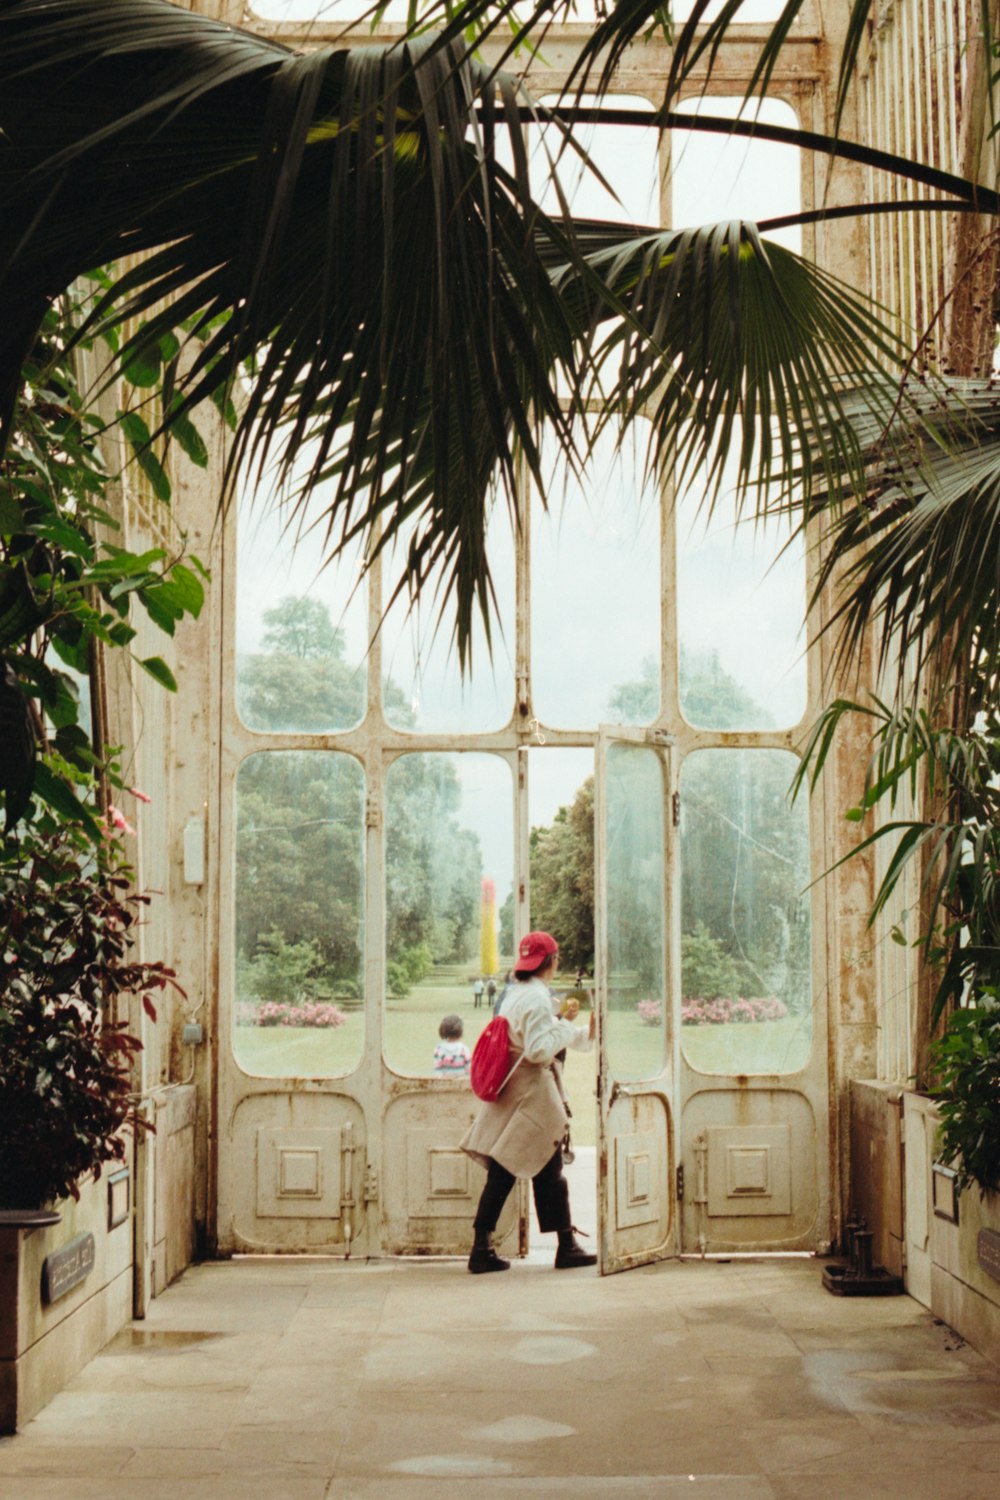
left=0, top=289, right=209, bottom=833
left=0, top=825, right=182, bottom=1210
left=387, top=942, right=434, bottom=998
left=529, top=777, right=595, bottom=975
left=607, top=647, right=774, bottom=730
left=795, top=696, right=1000, bottom=1027
left=261, top=596, right=346, bottom=661
left=235, top=600, right=483, bottom=1000
left=238, top=930, right=327, bottom=1006
left=681, top=922, right=754, bottom=1000
left=929, top=1000, right=1000, bottom=1198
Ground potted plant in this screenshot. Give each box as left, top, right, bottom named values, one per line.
left=0, top=822, right=181, bottom=1211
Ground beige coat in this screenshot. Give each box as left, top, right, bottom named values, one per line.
left=461, top=977, right=591, bottom=1179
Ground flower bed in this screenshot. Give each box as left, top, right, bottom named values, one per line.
left=235, top=999, right=347, bottom=1028
left=681, top=996, right=788, bottom=1025
left=636, top=996, right=789, bottom=1026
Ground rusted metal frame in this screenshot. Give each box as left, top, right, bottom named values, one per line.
left=898, top=3, right=919, bottom=334
left=945, top=0, right=961, bottom=171
left=923, top=0, right=943, bottom=307
left=219, top=10, right=836, bottom=1260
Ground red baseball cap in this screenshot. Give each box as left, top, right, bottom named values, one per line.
left=517, top=931, right=559, bottom=972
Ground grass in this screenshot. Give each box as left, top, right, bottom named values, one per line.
left=233, top=968, right=812, bottom=1151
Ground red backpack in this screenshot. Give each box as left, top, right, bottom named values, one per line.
left=470, top=1017, right=522, bottom=1101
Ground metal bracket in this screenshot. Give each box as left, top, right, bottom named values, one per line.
left=648, top=728, right=675, bottom=747
left=676, top=1163, right=685, bottom=1201
left=364, top=1164, right=379, bottom=1203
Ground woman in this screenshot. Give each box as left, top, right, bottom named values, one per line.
left=461, top=930, right=596, bottom=1273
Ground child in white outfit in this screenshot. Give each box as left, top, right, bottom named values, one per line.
left=434, top=1013, right=471, bottom=1073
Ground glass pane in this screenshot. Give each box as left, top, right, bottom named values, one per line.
left=676, top=478, right=806, bottom=730
left=385, top=753, right=513, bottom=1076
left=606, top=742, right=666, bottom=1082
left=381, top=504, right=515, bottom=733
left=532, top=97, right=659, bottom=226
left=671, top=95, right=805, bottom=730
left=236, top=483, right=367, bottom=733
left=671, top=96, right=802, bottom=256
left=233, top=751, right=365, bottom=1077
left=250, top=1, right=411, bottom=18
left=680, top=749, right=811, bottom=1074
left=528, top=747, right=597, bottom=1145
left=532, top=421, right=660, bottom=729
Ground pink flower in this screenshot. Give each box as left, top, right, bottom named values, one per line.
left=129, top=787, right=153, bottom=804
left=107, top=805, right=136, bottom=836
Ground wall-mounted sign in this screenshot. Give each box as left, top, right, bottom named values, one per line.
left=932, top=1163, right=960, bottom=1225
left=978, top=1229, right=1000, bottom=1284
left=41, top=1232, right=95, bottom=1304
left=107, top=1168, right=130, bottom=1230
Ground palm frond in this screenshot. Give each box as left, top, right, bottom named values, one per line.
left=0, top=0, right=595, bottom=664
left=810, top=380, right=1000, bottom=693
left=570, top=221, right=904, bottom=514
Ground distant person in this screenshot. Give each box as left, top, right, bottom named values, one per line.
left=434, top=1014, right=471, bottom=1074
left=461, top=930, right=596, bottom=1273
left=472, top=976, right=485, bottom=1008
left=493, top=970, right=512, bottom=1017
left=486, top=976, right=497, bottom=1008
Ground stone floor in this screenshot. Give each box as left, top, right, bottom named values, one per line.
left=2, top=1243, right=1000, bottom=1500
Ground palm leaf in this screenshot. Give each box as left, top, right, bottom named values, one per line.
left=808, top=380, right=1000, bottom=691
left=0, top=0, right=595, bottom=663
left=570, top=221, right=904, bottom=514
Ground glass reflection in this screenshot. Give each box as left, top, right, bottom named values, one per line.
left=233, top=751, right=365, bottom=1077
left=385, top=753, right=513, bottom=1075
left=606, top=743, right=666, bottom=1082
left=680, top=748, right=811, bottom=1074
left=381, top=506, right=515, bottom=734
left=676, top=477, right=806, bottom=730
left=236, top=486, right=367, bottom=733
left=532, top=421, right=660, bottom=730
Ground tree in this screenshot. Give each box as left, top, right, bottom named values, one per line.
left=235, top=599, right=484, bottom=998
left=529, top=778, right=596, bottom=975
left=261, top=597, right=345, bottom=661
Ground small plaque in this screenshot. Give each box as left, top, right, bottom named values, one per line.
left=41, top=1232, right=95, bottom=1304
left=978, top=1229, right=1000, bottom=1284
left=932, top=1163, right=960, bottom=1225
left=108, top=1168, right=130, bottom=1230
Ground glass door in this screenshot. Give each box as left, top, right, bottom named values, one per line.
left=595, top=726, right=678, bottom=1274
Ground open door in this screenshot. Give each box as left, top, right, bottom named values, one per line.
left=595, top=726, right=678, bottom=1274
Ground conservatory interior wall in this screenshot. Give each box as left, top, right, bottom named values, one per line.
left=6, top=0, right=999, bottom=1434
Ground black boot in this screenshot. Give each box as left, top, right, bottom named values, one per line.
left=468, top=1234, right=510, bottom=1274
left=554, top=1227, right=596, bottom=1269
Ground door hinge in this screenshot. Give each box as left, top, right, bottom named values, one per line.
left=672, top=791, right=681, bottom=827
left=364, top=1164, right=379, bottom=1203
left=676, top=1163, right=685, bottom=1201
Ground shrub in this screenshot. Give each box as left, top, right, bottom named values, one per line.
left=929, top=999, right=1000, bottom=1196
left=681, top=996, right=788, bottom=1026
left=234, top=999, right=346, bottom=1029
left=0, top=826, right=182, bottom=1210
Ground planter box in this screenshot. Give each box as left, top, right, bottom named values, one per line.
left=0, top=1176, right=132, bottom=1433
left=851, top=1081, right=1000, bottom=1368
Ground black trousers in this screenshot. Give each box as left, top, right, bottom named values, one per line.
left=473, top=1148, right=571, bottom=1237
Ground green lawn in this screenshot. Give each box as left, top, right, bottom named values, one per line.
left=233, top=969, right=812, bottom=1152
